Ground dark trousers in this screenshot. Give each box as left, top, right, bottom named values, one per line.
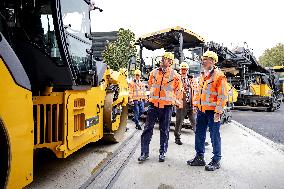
left=195, top=110, right=222, bottom=161
left=175, top=104, right=196, bottom=140
left=141, top=104, right=173, bottom=155
left=133, top=100, right=144, bottom=127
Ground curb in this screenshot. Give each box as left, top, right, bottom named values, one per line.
left=231, top=120, right=284, bottom=154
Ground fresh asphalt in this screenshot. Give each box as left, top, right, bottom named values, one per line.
left=232, top=104, right=284, bottom=144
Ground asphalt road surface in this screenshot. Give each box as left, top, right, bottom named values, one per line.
left=232, top=104, right=284, bottom=144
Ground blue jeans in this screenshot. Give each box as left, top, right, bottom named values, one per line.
left=141, top=104, right=172, bottom=155
left=195, top=110, right=222, bottom=161
left=133, top=100, right=144, bottom=127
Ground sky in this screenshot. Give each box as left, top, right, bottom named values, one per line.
left=90, top=0, right=284, bottom=59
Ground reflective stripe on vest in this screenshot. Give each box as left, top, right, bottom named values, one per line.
left=215, top=80, right=227, bottom=113
left=217, top=83, right=227, bottom=100
left=201, top=101, right=217, bottom=106
left=130, top=81, right=145, bottom=100
left=135, top=83, right=139, bottom=97
left=149, top=69, right=175, bottom=102
left=197, top=71, right=219, bottom=108
left=195, top=69, right=228, bottom=113
left=216, top=105, right=223, bottom=112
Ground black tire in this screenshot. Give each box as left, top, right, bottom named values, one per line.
left=103, top=106, right=128, bottom=143
left=0, top=121, right=9, bottom=188
left=267, top=105, right=275, bottom=112
left=227, top=116, right=232, bottom=122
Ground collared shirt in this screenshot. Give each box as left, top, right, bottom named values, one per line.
left=180, top=74, right=192, bottom=104
left=159, top=67, right=167, bottom=74
left=204, top=67, right=214, bottom=77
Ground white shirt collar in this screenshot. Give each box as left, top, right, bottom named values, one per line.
left=204, top=67, right=214, bottom=77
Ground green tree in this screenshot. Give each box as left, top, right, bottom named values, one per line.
left=259, top=43, right=284, bottom=67
left=102, top=28, right=137, bottom=71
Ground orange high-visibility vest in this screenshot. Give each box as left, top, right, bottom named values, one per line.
left=190, top=77, right=200, bottom=103
left=148, top=67, right=182, bottom=108
left=129, top=80, right=146, bottom=101
left=193, top=68, right=228, bottom=114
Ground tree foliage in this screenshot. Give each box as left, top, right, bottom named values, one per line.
left=102, top=28, right=137, bottom=71
left=259, top=43, right=284, bottom=67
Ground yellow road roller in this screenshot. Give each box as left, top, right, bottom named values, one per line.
left=0, top=0, right=128, bottom=188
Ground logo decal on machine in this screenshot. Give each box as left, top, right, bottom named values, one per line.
left=85, top=116, right=99, bottom=129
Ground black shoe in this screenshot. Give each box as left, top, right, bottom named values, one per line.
left=205, top=159, right=220, bottom=171
left=187, top=155, right=206, bottom=166
left=135, top=125, right=142, bottom=130
left=136, top=125, right=142, bottom=130
left=175, top=139, right=183, bottom=145
left=159, top=153, right=165, bottom=162
left=138, top=153, right=149, bottom=162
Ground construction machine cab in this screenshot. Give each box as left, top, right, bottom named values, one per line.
left=1, top=0, right=105, bottom=94
left=136, top=26, right=205, bottom=79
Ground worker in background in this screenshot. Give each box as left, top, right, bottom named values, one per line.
left=174, top=62, right=196, bottom=145
left=129, top=69, right=146, bottom=130
left=138, top=52, right=182, bottom=163
left=187, top=51, right=228, bottom=171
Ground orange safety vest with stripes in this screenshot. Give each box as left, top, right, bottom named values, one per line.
left=129, top=79, right=146, bottom=101
left=193, top=67, right=228, bottom=114
left=148, top=67, right=183, bottom=108
left=190, top=77, right=199, bottom=94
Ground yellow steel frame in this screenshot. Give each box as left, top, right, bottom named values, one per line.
left=260, top=84, right=272, bottom=97
left=33, top=68, right=129, bottom=158
left=0, top=57, right=129, bottom=188
left=227, top=83, right=238, bottom=103
left=250, top=84, right=272, bottom=97
left=33, top=86, right=106, bottom=158
left=0, top=58, right=34, bottom=189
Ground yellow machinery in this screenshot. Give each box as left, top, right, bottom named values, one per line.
left=228, top=83, right=238, bottom=103
left=207, top=42, right=281, bottom=111
left=0, top=0, right=128, bottom=188
left=136, top=26, right=235, bottom=123
left=137, top=26, right=205, bottom=71
left=250, top=84, right=273, bottom=97
left=272, top=66, right=284, bottom=95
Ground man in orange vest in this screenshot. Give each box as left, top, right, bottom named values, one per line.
left=138, top=52, right=182, bottom=162
left=187, top=51, right=228, bottom=171
left=129, top=69, right=146, bottom=130
left=174, top=62, right=196, bottom=145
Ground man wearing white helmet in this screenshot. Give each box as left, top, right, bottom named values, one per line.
left=174, top=62, right=196, bottom=145
left=187, top=51, right=228, bottom=171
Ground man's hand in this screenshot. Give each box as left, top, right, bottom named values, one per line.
left=214, top=113, right=221, bottom=122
